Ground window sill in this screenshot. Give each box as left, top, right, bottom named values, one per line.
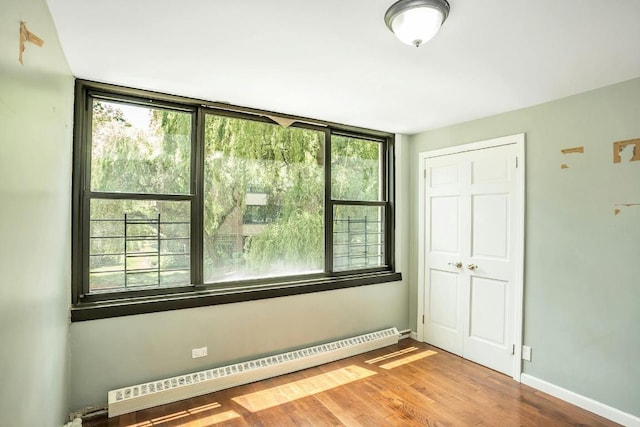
left=70, top=271, right=402, bottom=322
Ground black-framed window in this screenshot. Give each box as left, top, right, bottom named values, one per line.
left=72, top=80, right=400, bottom=321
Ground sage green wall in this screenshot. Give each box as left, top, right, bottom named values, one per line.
left=408, top=78, right=640, bottom=416
left=69, top=282, right=408, bottom=409
left=0, top=0, right=74, bottom=425
left=69, top=134, right=411, bottom=411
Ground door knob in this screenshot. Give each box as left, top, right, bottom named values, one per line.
left=467, top=264, right=478, bottom=270
left=448, top=261, right=463, bottom=268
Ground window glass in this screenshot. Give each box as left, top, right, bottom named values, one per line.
left=203, top=115, right=324, bottom=282
left=333, top=205, right=385, bottom=271
left=89, top=199, right=190, bottom=292
left=331, top=136, right=382, bottom=201
left=91, top=100, right=191, bottom=194
left=74, top=82, right=396, bottom=314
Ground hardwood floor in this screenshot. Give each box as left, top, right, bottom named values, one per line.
left=86, top=339, right=619, bottom=426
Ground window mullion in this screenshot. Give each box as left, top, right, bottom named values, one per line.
left=192, top=108, right=205, bottom=286
left=82, top=95, right=95, bottom=298
left=80, top=195, right=91, bottom=298
left=385, top=135, right=395, bottom=269
left=86, top=192, right=193, bottom=201
left=76, top=93, right=94, bottom=300
left=331, top=200, right=386, bottom=207
left=377, top=144, right=384, bottom=202
left=324, top=128, right=333, bottom=273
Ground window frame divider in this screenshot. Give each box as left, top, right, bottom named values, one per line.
left=324, top=128, right=334, bottom=273
left=192, top=107, right=206, bottom=286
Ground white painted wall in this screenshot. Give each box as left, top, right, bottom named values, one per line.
left=408, top=77, right=640, bottom=417
left=0, top=0, right=74, bottom=425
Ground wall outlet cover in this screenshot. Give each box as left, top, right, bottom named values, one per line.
left=192, top=347, right=208, bottom=359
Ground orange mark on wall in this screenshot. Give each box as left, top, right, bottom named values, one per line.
left=614, top=203, right=640, bottom=216
left=613, top=139, right=640, bottom=163
left=19, top=21, right=44, bottom=64
left=560, top=147, right=584, bottom=169
left=561, top=146, right=584, bottom=154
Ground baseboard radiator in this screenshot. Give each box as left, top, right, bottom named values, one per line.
left=108, top=327, right=399, bottom=417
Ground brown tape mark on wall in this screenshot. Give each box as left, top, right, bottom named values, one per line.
left=613, top=139, right=640, bottom=163
left=561, top=146, right=584, bottom=154
left=614, top=203, right=640, bottom=216
left=19, top=21, right=44, bottom=64
left=561, top=147, right=584, bottom=169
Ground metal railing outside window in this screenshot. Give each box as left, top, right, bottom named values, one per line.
left=89, top=215, right=190, bottom=291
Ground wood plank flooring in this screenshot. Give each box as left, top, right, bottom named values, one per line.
left=85, top=339, right=619, bottom=426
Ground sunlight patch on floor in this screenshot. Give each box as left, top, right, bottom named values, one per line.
left=379, top=350, right=437, bottom=370
left=122, top=401, right=236, bottom=426
left=192, top=409, right=241, bottom=424
left=365, top=346, right=418, bottom=364
left=232, top=365, right=376, bottom=412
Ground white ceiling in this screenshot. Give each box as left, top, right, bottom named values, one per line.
left=47, top=0, right=640, bottom=134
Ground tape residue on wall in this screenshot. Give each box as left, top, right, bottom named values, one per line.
left=19, top=21, right=44, bottom=64
left=560, top=146, right=584, bottom=169
left=614, top=203, right=640, bottom=216
left=613, top=139, right=640, bottom=163
left=561, top=146, right=584, bottom=155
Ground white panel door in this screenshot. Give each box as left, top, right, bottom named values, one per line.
left=422, top=141, right=521, bottom=376
left=464, top=144, right=517, bottom=373
left=423, top=156, right=465, bottom=356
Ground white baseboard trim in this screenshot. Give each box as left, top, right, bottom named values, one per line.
left=409, top=331, right=419, bottom=341
left=521, top=374, right=640, bottom=427
left=398, top=329, right=411, bottom=340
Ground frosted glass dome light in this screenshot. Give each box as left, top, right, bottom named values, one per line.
left=384, top=0, right=450, bottom=47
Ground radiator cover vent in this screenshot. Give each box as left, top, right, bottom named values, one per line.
left=108, top=327, right=399, bottom=417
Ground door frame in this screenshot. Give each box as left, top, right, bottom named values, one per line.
left=417, top=133, right=525, bottom=381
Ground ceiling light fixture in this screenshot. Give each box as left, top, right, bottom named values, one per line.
left=384, top=0, right=450, bottom=47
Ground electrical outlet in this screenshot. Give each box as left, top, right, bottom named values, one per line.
left=191, top=347, right=208, bottom=359
left=522, top=345, right=532, bottom=362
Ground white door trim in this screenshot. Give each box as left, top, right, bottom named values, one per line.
left=417, top=133, right=525, bottom=381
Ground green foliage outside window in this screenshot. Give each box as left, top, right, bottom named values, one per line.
left=87, top=97, right=387, bottom=293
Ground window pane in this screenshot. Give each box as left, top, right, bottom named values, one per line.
left=91, top=100, right=191, bottom=194
left=331, top=136, right=382, bottom=201
left=89, top=199, right=190, bottom=293
left=333, top=205, right=385, bottom=271
left=203, top=115, right=324, bottom=282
